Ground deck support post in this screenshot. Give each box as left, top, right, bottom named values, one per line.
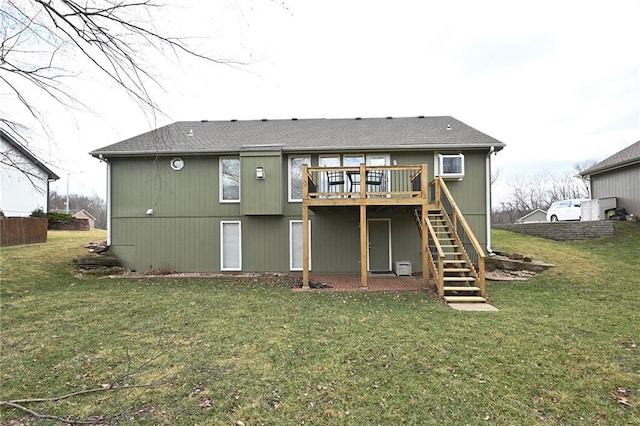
left=302, top=165, right=310, bottom=290
left=360, top=204, right=368, bottom=289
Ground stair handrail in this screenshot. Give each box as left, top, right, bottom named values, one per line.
left=432, top=177, right=486, bottom=297
left=424, top=214, right=445, bottom=297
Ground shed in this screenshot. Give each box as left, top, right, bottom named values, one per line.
left=516, top=209, right=547, bottom=223
left=73, top=209, right=96, bottom=230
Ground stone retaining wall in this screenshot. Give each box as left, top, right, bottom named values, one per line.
left=48, top=218, right=90, bottom=231
left=494, top=221, right=614, bottom=241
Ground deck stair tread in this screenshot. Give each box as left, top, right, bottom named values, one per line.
left=444, top=296, right=487, bottom=303
left=443, top=268, right=471, bottom=273
left=444, top=286, right=481, bottom=292
left=418, top=206, right=486, bottom=304
left=443, top=276, right=476, bottom=282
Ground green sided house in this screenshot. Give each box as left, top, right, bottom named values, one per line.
left=90, top=116, right=505, bottom=302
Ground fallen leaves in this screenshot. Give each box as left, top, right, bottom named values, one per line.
left=611, top=387, right=631, bottom=407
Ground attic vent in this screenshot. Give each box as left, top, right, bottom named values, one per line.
left=291, top=118, right=298, bottom=121
left=187, top=129, right=193, bottom=137
left=386, top=116, right=393, bottom=119
left=261, top=118, right=268, bottom=122
left=355, top=117, right=362, bottom=120
left=200, top=119, right=208, bottom=122
left=231, top=119, right=237, bottom=122
left=417, top=115, right=425, bottom=119
left=446, top=124, right=452, bottom=130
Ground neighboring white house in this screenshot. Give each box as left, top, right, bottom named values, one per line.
left=0, top=129, right=60, bottom=217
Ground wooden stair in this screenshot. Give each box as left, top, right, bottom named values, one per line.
left=425, top=209, right=486, bottom=304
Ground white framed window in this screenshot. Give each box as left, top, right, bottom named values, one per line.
left=288, top=155, right=311, bottom=202
left=290, top=220, right=311, bottom=271
left=318, top=155, right=341, bottom=195
left=343, top=154, right=365, bottom=167
left=220, top=157, right=240, bottom=202
left=437, top=154, right=465, bottom=180
left=221, top=221, right=242, bottom=270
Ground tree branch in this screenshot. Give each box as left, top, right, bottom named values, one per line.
left=0, top=382, right=170, bottom=425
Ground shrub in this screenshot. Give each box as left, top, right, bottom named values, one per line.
left=46, top=212, right=74, bottom=223
left=30, top=208, right=46, bottom=218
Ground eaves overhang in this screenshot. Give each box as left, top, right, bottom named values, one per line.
left=1, top=129, right=60, bottom=181
left=91, top=143, right=504, bottom=159
left=581, top=158, right=640, bottom=177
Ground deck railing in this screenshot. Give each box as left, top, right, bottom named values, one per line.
left=430, top=177, right=486, bottom=297
left=304, top=164, right=427, bottom=201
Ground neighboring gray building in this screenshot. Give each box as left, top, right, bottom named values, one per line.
left=581, top=140, right=640, bottom=217
left=516, top=209, right=547, bottom=223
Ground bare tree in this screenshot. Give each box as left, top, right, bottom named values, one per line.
left=1, top=1, right=231, bottom=119
left=493, top=166, right=593, bottom=224
left=1, top=0, right=239, bottom=179
left=573, top=159, right=598, bottom=196
left=490, top=167, right=500, bottom=186
left=49, top=190, right=107, bottom=228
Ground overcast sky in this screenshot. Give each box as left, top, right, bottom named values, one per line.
left=13, top=0, right=640, bottom=206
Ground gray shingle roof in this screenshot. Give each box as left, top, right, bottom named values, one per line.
left=581, top=139, right=640, bottom=176
left=90, top=116, right=505, bottom=157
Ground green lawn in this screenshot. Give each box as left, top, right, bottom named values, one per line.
left=1, top=226, right=639, bottom=425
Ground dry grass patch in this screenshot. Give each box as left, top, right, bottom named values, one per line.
left=1, top=226, right=639, bottom=424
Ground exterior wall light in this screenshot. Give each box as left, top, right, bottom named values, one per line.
left=256, top=166, right=265, bottom=180
left=146, top=209, right=154, bottom=215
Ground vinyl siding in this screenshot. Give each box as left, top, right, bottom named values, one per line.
left=441, top=151, right=489, bottom=248
left=591, top=164, right=640, bottom=216
left=240, top=152, right=283, bottom=215
left=108, top=150, right=490, bottom=272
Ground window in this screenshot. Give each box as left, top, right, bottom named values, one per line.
left=220, top=157, right=240, bottom=202
left=343, top=154, right=364, bottom=167
left=290, top=220, right=311, bottom=271
left=318, top=154, right=390, bottom=195
left=288, top=156, right=311, bottom=202
left=437, top=154, right=464, bottom=179
left=221, top=221, right=241, bottom=270
left=170, top=157, right=184, bottom=170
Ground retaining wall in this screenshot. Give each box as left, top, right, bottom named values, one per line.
left=48, top=218, right=90, bottom=231
left=494, top=221, right=614, bottom=241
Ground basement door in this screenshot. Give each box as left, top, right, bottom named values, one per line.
left=368, top=219, right=391, bottom=272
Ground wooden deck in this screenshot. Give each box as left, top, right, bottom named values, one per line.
left=292, top=273, right=428, bottom=292
left=301, top=164, right=432, bottom=290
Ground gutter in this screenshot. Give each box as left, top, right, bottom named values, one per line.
left=486, top=146, right=495, bottom=255
left=90, top=144, right=507, bottom=158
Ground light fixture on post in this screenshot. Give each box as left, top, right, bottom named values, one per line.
left=256, top=166, right=265, bottom=180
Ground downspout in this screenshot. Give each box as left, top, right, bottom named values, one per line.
left=100, top=155, right=111, bottom=246
left=485, top=146, right=495, bottom=254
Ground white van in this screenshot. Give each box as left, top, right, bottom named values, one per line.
left=546, top=199, right=586, bottom=222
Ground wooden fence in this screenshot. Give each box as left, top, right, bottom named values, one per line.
left=0, top=217, right=48, bottom=247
